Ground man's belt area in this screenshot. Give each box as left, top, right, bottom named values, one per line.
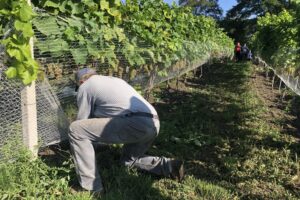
left=124, top=112, right=159, bottom=119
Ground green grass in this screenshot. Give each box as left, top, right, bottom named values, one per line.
left=0, top=140, right=91, bottom=200
left=1, top=61, right=300, bottom=199
left=153, top=61, right=300, bottom=199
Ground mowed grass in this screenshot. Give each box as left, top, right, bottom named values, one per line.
left=153, top=61, right=300, bottom=199
left=1, top=61, right=300, bottom=199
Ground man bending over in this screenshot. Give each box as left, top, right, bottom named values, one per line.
left=69, top=68, right=184, bottom=194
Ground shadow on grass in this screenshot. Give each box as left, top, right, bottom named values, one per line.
left=40, top=142, right=172, bottom=200
left=39, top=61, right=300, bottom=199
left=151, top=61, right=300, bottom=199
left=152, top=62, right=256, bottom=182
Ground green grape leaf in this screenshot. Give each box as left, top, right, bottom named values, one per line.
left=64, top=27, right=76, bottom=41
left=7, top=48, right=23, bottom=61
left=21, top=70, right=33, bottom=85
left=35, top=38, right=69, bottom=57
left=33, top=17, right=61, bottom=36
left=49, top=38, right=69, bottom=57
left=115, top=28, right=126, bottom=42
left=143, top=49, right=155, bottom=60
left=5, top=67, right=17, bottom=78
left=114, top=0, right=121, bottom=6
left=34, top=38, right=48, bottom=53
left=14, top=20, right=34, bottom=38
left=103, top=30, right=114, bottom=41
left=83, top=0, right=98, bottom=11
left=19, top=3, right=34, bottom=22
left=26, top=59, right=39, bottom=71
left=70, top=46, right=88, bottom=64
left=18, top=43, right=31, bottom=59
left=108, top=8, right=121, bottom=17
left=15, top=61, right=26, bottom=75
left=76, top=34, right=85, bottom=45
left=58, top=1, right=67, bottom=13
left=86, top=40, right=98, bottom=56
left=67, top=1, right=84, bottom=15
left=43, top=0, right=60, bottom=8
left=0, top=9, right=10, bottom=15
left=67, top=17, right=83, bottom=31
left=100, top=0, right=109, bottom=10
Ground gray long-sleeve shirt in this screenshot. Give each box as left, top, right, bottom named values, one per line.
left=76, top=75, right=157, bottom=120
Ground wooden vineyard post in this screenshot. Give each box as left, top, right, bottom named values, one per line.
left=21, top=0, right=38, bottom=158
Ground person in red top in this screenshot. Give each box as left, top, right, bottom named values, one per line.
left=234, top=42, right=241, bottom=62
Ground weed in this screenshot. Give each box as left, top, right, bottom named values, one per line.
left=0, top=139, right=91, bottom=199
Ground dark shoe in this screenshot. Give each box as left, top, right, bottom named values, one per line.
left=169, top=159, right=185, bottom=182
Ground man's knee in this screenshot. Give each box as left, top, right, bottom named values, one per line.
left=69, top=121, right=82, bottom=138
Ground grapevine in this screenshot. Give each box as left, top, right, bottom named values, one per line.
left=0, top=0, right=39, bottom=85
left=1, top=0, right=234, bottom=84
left=252, top=5, right=299, bottom=76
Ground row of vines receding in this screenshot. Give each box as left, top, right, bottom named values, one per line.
left=251, top=1, right=300, bottom=76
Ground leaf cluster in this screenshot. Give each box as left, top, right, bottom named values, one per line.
left=0, top=0, right=39, bottom=85
left=252, top=6, right=299, bottom=76
left=1, top=0, right=234, bottom=84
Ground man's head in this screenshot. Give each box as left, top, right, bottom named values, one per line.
left=75, top=67, right=97, bottom=88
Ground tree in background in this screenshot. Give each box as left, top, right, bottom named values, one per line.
left=179, top=0, right=223, bottom=20
left=221, top=0, right=291, bottom=44
left=226, top=0, right=290, bottom=19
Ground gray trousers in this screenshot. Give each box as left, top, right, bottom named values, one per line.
left=69, top=115, right=171, bottom=192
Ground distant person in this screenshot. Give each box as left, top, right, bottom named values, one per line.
left=68, top=68, right=185, bottom=195
left=234, top=42, right=241, bottom=62
left=247, top=50, right=253, bottom=61
left=241, top=44, right=249, bottom=60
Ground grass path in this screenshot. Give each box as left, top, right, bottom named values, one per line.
left=153, top=61, right=300, bottom=199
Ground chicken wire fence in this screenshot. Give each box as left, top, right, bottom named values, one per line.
left=0, top=53, right=69, bottom=149
left=0, top=10, right=232, bottom=152
left=255, top=57, right=300, bottom=96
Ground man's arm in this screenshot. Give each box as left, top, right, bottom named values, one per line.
left=76, top=88, right=92, bottom=120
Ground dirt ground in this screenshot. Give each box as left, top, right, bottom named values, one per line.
left=251, top=68, right=300, bottom=139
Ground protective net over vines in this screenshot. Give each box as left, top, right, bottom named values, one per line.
left=0, top=53, right=69, bottom=148
left=256, top=57, right=300, bottom=96
left=0, top=1, right=234, bottom=150
left=0, top=53, right=23, bottom=148
left=32, top=9, right=233, bottom=90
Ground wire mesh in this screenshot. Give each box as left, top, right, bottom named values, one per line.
left=0, top=47, right=69, bottom=149
left=256, top=57, right=300, bottom=96
left=35, top=79, right=69, bottom=146
left=0, top=62, right=23, bottom=148
left=0, top=9, right=233, bottom=152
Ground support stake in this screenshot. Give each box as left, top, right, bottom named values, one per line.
left=21, top=82, right=38, bottom=157
left=21, top=0, right=38, bottom=158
